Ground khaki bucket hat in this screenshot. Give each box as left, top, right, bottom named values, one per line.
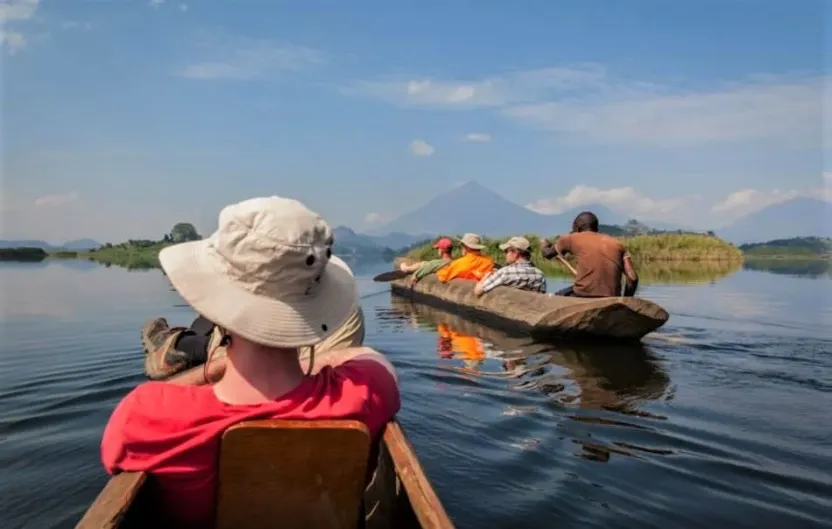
left=499, top=236, right=531, bottom=252
left=159, top=196, right=358, bottom=348
left=458, top=233, right=486, bottom=250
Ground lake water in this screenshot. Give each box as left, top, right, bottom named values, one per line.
left=1, top=258, right=830, bottom=529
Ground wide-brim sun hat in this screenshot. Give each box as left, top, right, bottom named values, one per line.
left=159, top=196, right=358, bottom=349
left=458, top=232, right=485, bottom=250
left=499, top=236, right=531, bottom=252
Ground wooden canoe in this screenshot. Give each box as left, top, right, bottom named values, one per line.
left=74, top=360, right=454, bottom=529
left=387, top=298, right=671, bottom=405
left=389, top=274, right=668, bottom=342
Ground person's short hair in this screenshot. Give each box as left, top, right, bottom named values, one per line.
left=572, top=211, right=599, bottom=233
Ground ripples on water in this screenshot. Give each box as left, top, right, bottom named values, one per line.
left=1, top=260, right=831, bottom=529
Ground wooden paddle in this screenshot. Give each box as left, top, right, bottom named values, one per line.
left=555, top=254, right=577, bottom=276
left=373, top=270, right=410, bottom=282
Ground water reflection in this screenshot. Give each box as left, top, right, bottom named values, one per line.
left=383, top=295, right=675, bottom=462
left=743, top=258, right=832, bottom=278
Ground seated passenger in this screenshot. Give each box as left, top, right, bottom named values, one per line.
left=540, top=211, right=638, bottom=297
left=141, top=305, right=366, bottom=380
left=398, top=237, right=454, bottom=284
left=473, top=236, right=546, bottom=296
left=100, top=196, right=400, bottom=528
left=435, top=233, right=495, bottom=283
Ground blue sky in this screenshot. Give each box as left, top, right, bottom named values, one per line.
left=1, top=0, right=828, bottom=242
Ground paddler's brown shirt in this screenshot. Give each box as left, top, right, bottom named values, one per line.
left=544, top=232, right=629, bottom=297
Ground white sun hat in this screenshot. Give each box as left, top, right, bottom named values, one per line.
left=159, top=196, right=358, bottom=348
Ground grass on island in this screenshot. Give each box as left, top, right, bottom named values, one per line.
left=739, top=237, right=832, bottom=260
left=81, top=241, right=172, bottom=269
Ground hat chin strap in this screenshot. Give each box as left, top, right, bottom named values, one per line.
left=305, top=345, right=315, bottom=377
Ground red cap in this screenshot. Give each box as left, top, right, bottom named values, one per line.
left=433, top=237, right=453, bottom=250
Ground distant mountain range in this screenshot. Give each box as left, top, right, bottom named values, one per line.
left=0, top=238, right=101, bottom=250
left=713, top=198, right=831, bottom=244
left=363, top=181, right=831, bottom=245
left=7, top=185, right=830, bottom=252
left=366, top=182, right=692, bottom=238
left=332, top=226, right=431, bottom=253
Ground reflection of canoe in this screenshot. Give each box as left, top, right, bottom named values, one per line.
left=74, top=362, right=454, bottom=529
left=387, top=298, right=671, bottom=412
left=389, top=274, right=669, bottom=342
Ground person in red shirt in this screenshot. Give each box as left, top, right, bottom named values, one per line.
left=100, top=196, right=401, bottom=528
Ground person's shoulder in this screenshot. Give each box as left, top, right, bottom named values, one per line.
left=118, top=381, right=211, bottom=419
left=320, top=349, right=401, bottom=428
left=331, top=348, right=397, bottom=382
left=579, top=231, right=619, bottom=245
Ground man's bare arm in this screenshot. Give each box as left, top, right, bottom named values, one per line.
left=399, top=261, right=423, bottom=273
left=623, top=254, right=638, bottom=283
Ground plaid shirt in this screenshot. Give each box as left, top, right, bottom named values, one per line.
left=479, top=260, right=546, bottom=294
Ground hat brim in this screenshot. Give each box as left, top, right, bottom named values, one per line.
left=458, top=239, right=485, bottom=250
left=499, top=242, right=529, bottom=252
left=159, top=239, right=358, bottom=348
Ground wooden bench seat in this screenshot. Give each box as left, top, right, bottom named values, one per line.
left=216, top=419, right=371, bottom=529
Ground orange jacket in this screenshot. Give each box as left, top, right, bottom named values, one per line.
left=435, top=253, right=495, bottom=282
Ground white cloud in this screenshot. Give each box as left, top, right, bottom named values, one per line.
left=342, top=65, right=606, bottom=108
left=345, top=65, right=824, bottom=148
left=710, top=188, right=800, bottom=218
left=34, top=191, right=80, bottom=208
left=409, top=139, right=434, bottom=157
left=179, top=3, right=188, bottom=12
left=149, top=0, right=164, bottom=7
left=0, top=0, right=39, bottom=22
left=463, top=133, right=492, bottom=143
left=363, top=212, right=388, bottom=224
left=527, top=185, right=689, bottom=218
left=525, top=183, right=828, bottom=227
left=0, top=29, right=26, bottom=55
left=178, top=36, right=324, bottom=80
left=503, top=75, right=823, bottom=148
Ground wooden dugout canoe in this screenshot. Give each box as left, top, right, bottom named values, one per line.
left=387, top=298, right=671, bottom=403
left=389, top=274, right=669, bottom=342
left=75, top=359, right=454, bottom=529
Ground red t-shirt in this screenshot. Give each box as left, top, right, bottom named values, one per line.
left=100, top=359, right=400, bottom=528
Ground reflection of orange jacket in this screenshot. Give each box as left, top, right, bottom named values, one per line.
left=437, top=324, right=485, bottom=360
left=435, top=253, right=495, bottom=282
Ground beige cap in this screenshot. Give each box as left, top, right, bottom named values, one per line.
left=499, top=236, right=531, bottom=252
left=458, top=233, right=486, bottom=250
left=159, top=196, right=358, bottom=348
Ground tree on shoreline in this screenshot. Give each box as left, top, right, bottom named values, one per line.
left=170, top=223, right=200, bottom=243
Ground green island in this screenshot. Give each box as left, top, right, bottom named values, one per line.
left=0, top=247, right=49, bottom=261
left=78, top=223, right=201, bottom=269
left=739, top=237, right=831, bottom=260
